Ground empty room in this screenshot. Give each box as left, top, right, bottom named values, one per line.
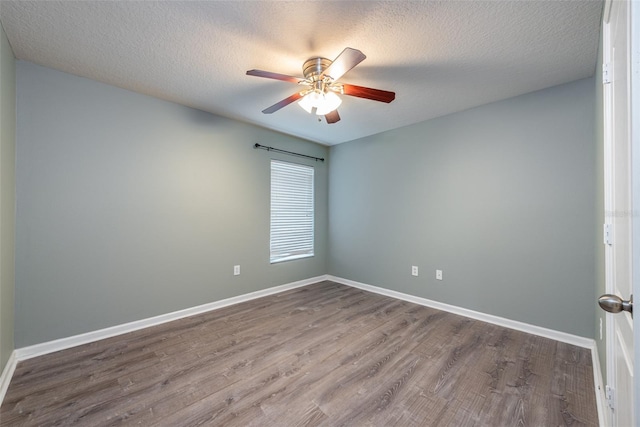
left=0, top=0, right=638, bottom=426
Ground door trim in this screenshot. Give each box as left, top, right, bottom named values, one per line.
left=630, top=0, right=640, bottom=422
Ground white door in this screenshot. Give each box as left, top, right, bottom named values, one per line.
left=601, top=0, right=637, bottom=425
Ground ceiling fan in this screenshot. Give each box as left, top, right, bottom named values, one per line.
left=246, top=47, right=395, bottom=124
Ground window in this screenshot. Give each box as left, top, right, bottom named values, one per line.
left=270, top=160, right=314, bottom=263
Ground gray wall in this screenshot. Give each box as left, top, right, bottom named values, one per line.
left=328, top=77, right=597, bottom=338
left=15, top=61, right=328, bottom=347
left=13, top=59, right=598, bottom=347
left=0, top=22, right=15, bottom=368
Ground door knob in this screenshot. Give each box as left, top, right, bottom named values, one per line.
left=598, top=294, right=633, bottom=317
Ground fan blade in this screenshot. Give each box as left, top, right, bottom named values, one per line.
left=246, top=69, right=303, bottom=84
left=322, top=48, right=366, bottom=81
left=342, top=84, right=395, bottom=103
left=325, top=110, right=340, bottom=124
left=262, top=92, right=303, bottom=114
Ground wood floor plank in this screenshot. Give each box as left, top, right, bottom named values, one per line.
left=0, top=281, right=598, bottom=426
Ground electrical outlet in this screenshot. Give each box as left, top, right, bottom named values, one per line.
left=234, top=265, right=240, bottom=276
left=412, top=266, right=419, bottom=276
left=436, top=270, right=443, bottom=280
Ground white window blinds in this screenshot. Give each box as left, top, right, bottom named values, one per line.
left=270, top=160, right=314, bottom=263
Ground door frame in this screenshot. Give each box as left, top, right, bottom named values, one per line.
left=630, top=0, right=640, bottom=424
left=603, top=0, right=639, bottom=425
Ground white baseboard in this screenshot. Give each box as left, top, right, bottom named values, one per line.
left=0, top=351, right=17, bottom=405
left=590, top=341, right=608, bottom=427
left=13, top=274, right=596, bottom=358
left=15, top=275, right=328, bottom=361
left=328, top=275, right=594, bottom=349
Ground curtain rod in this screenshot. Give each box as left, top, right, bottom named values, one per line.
left=254, top=143, right=325, bottom=162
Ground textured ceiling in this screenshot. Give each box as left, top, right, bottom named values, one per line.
left=0, top=1, right=603, bottom=145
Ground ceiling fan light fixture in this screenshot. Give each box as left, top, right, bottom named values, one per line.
left=298, top=90, right=342, bottom=115
left=247, top=47, right=394, bottom=125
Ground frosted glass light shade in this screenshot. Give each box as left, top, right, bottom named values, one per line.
left=298, top=92, right=322, bottom=114
left=298, top=91, right=342, bottom=115
left=315, top=91, right=342, bottom=115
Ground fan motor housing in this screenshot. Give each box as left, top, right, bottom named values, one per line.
left=303, top=57, right=332, bottom=81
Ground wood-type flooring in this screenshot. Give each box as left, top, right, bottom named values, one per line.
left=1, top=281, right=598, bottom=426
